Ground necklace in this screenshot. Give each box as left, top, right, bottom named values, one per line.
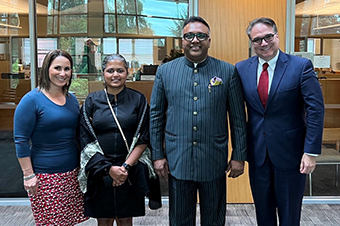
left=41, top=88, right=64, bottom=100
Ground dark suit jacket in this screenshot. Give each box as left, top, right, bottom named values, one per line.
left=236, top=51, right=324, bottom=170
left=150, top=56, right=247, bottom=182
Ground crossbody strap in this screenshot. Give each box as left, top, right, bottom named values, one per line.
left=104, top=88, right=130, bottom=153
left=104, top=88, right=148, bottom=155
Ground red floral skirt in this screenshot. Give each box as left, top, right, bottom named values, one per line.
left=29, top=168, right=89, bottom=226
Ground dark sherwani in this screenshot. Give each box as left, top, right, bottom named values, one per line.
left=150, top=56, right=247, bottom=182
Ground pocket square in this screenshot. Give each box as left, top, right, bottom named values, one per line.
left=210, top=76, right=223, bottom=86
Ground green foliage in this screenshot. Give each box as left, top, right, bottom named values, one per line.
left=69, top=78, right=89, bottom=97
left=115, top=0, right=153, bottom=35
left=11, top=79, right=19, bottom=89
left=12, top=59, right=19, bottom=72
left=138, top=17, right=154, bottom=35
left=168, top=8, right=187, bottom=37
left=60, top=0, right=87, bottom=12
left=60, top=16, right=87, bottom=34
left=117, top=15, right=138, bottom=34
left=60, top=37, right=76, bottom=54
left=116, top=0, right=137, bottom=14
left=75, top=63, right=88, bottom=74
left=161, top=49, right=184, bottom=64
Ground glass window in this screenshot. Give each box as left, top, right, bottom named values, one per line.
left=0, top=0, right=189, bottom=198
left=13, top=38, right=58, bottom=68
left=118, top=38, right=167, bottom=66
left=296, top=0, right=340, bottom=198
left=296, top=1, right=340, bottom=36
left=310, top=15, right=340, bottom=36
left=0, top=1, right=30, bottom=199
left=138, top=0, right=188, bottom=19
left=47, top=16, right=53, bottom=34
left=141, top=17, right=184, bottom=36
left=48, top=0, right=59, bottom=15
left=104, top=0, right=115, bottom=13
left=60, top=15, right=88, bottom=33
left=307, top=38, right=321, bottom=55
left=48, top=0, right=89, bottom=34
left=323, top=38, right=340, bottom=71
left=117, top=15, right=137, bottom=34
left=60, top=0, right=88, bottom=13
left=103, top=38, right=117, bottom=54
left=104, top=0, right=188, bottom=35
left=0, top=13, right=22, bottom=35
left=116, top=0, right=136, bottom=14
left=37, top=38, right=58, bottom=67
left=104, top=14, right=116, bottom=33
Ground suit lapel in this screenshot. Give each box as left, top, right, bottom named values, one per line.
left=267, top=51, right=288, bottom=107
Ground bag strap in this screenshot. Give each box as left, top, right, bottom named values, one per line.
left=104, top=88, right=148, bottom=155
left=82, top=99, right=98, bottom=140
left=104, top=88, right=130, bottom=153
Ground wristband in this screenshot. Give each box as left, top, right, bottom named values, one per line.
left=122, top=162, right=131, bottom=172
left=23, top=173, right=36, bottom=181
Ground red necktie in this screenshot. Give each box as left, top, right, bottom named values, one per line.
left=258, top=63, right=269, bottom=108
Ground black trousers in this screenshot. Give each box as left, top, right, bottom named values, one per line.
left=168, top=174, right=226, bottom=226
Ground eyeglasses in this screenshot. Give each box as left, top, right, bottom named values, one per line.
left=251, top=33, right=276, bottom=45
left=183, top=32, right=209, bottom=42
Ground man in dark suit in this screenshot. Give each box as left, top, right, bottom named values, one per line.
left=150, top=16, right=247, bottom=226
left=236, top=17, right=324, bottom=226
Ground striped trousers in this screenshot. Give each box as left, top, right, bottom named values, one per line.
left=168, top=174, right=226, bottom=226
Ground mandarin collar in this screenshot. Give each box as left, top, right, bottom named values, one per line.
left=106, top=85, right=127, bottom=102
left=184, top=56, right=210, bottom=68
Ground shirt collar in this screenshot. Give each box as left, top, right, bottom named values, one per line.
left=258, top=51, right=279, bottom=69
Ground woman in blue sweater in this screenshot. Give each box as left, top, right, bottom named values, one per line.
left=14, top=50, right=88, bottom=225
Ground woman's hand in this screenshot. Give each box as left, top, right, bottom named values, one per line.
left=24, top=176, right=39, bottom=195
left=18, top=158, right=38, bottom=195
left=108, top=166, right=128, bottom=187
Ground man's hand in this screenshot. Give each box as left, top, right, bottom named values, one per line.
left=153, top=158, right=169, bottom=180
left=226, top=160, right=245, bottom=178
left=300, top=153, right=316, bottom=174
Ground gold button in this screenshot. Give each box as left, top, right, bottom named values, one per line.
left=193, top=111, right=197, bottom=115
left=194, top=82, right=198, bottom=86
left=193, top=126, right=197, bottom=131
left=193, top=97, right=198, bottom=101
left=193, top=141, right=197, bottom=145
left=194, top=69, right=198, bottom=73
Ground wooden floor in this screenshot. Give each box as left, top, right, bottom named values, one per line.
left=1, top=203, right=340, bottom=225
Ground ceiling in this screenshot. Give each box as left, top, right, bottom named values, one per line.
left=0, top=0, right=47, bottom=14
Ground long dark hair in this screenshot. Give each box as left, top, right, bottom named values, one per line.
left=38, top=49, right=73, bottom=95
